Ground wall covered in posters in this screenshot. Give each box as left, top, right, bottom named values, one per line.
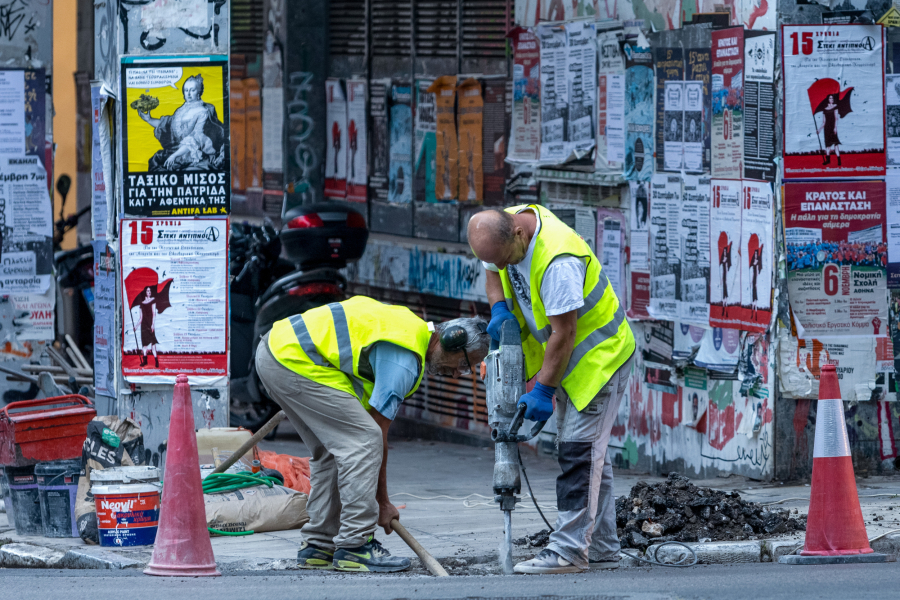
left=120, top=56, right=230, bottom=217
left=120, top=218, right=228, bottom=385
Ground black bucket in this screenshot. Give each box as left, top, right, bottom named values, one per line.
left=4, top=465, right=42, bottom=536
left=36, top=459, right=82, bottom=538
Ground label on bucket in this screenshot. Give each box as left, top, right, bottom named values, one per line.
left=95, top=491, right=160, bottom=547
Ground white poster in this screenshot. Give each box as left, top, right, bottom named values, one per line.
left=120, top=217, right=228, bottom=385
left=0, top=70, right=25, bottom=156
left=682, top=366, right=709, bottom=428
left=888, top=172, right=900, bottom=282
left=695, top=327, right=742, bottom=372
left=262, top=87, right=284, bottom=174
left=93, top=240, right=116, bottom=397
left=0, top=156, right=52, bottom=294
left=575, top=207, right=597, bottom=253
left=597, top=208, right=625, bottom=300
left=740, top=180, right=774, bottom=332
left=887, top=74, right=900, bottom=170
left=597, top=28, right=624, bottom=173
left=710, top=178, right=742, bottom=329
left=606, top=73, right=625, bottom=164
left=91, top=85, right=109, bottom=239
left=630, top=180, right=650, bottom=271
left=10, top=287, right=54, bottom=341
left=538, top=24, right=568, bottom=163
left=683, top=80, right=704, bottom=173
left=663, top=81, right=684, bottom=172
left=680, top=175, right=711, bottom=325
left=346, top=79, right=368, bottom=203
left=324, top=78, right=348, bottom=199
left=565, top=21, right=596, bottom=157
left=649, top=173, right=681, bottom=320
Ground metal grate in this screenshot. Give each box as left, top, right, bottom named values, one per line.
left=329, top=0, right=366, bottom=55
left=231, top=0, right=265, bottom=56
left=414, top=0, right=458, bottom=57
left=461, top=0, right=511, bottom=59
left=372, top=0, right=412, bottom=56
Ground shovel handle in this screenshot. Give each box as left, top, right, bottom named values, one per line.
left=210, top=410, right=286, bottom=474
left=391, top=519, right=449, bottom=577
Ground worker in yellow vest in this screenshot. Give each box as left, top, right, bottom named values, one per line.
left=256, top=296, right=489, bottom=573
left=468, top=205, right=635, bottom=574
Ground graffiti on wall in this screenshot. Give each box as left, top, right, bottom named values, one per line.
left=285, top=71, right=317, bottom=206
left=0, top=0, right=51, bottom=69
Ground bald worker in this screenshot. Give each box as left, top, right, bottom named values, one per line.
left=468, top=206, right=635, bottom=574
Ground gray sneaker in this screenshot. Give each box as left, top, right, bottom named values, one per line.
left=333, top=536, right=411, bottom=573
left=514, top=549, right=583, bottom=574
left=297, top=541, right=335, bottom=570
left=588, top=556, right=620, bottom=570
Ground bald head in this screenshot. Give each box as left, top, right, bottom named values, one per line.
left=468, top=209, right=532, bottom=270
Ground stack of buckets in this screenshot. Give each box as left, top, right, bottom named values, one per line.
left=1, top=462, right=161, bottom=546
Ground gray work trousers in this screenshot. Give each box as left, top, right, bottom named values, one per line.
left=255, top=334, right=381, bottom=550
left=546, top=354, right=633, bottom=569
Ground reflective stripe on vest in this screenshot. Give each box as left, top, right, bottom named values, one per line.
left=328, top=303, right=365, bottom=399
left=289, top=315, right=326, bottom=366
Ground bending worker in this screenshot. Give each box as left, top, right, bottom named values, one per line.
left=468, top=205, right=635, bottom=575
left=256, top=295, right=490, bottom=573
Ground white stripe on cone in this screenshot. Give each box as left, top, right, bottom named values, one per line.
left=813, top=398, right=851, bottom=459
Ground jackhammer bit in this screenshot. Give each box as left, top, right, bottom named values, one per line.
left=484, top=319, right=548, bottom=574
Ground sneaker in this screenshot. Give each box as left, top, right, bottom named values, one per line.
left=333, top=536, right=411, bottom=573
left=514, top=549, right=583, bottom=574
left=588, top=556, right=620, bottom=570
left=297, top=541, right=335, bottom=570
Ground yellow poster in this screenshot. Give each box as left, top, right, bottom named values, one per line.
left=121, top=55, right=230, bottom=216
left=427, top=76, right=458, bottom=201
left=457, top=78, right=483, bottom=204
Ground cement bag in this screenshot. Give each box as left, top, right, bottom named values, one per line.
left=75, top=416, right=146, bottom=544
left=205, top=485, right=309, bottom=534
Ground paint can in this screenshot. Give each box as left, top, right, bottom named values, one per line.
left=91, top=466, right=161, bottom=547
left=36, top=459, right=82, bottom=538
left=3, top=465, right=42, bottom=535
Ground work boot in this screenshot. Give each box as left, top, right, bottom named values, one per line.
left=514, top=548, right=583, bottom=574
left=333, top=535, right=411, bottom=572
left=297, top=541, right=334, bottom=570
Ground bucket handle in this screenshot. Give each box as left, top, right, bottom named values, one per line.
left=1, top=394, right=94, bottom=419
left=41, top=469, right=81, bottom=487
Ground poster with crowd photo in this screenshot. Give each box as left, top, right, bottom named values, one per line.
left=369, top=79, right=391, bottom=202
left=428, top=76, right=458, bottom=201
left=624, top=43, right=654, bottom=181
left=739, top=180, right=774, bottom=332
left=120, top=218, right=228, bottom=384
left=685, top=26, right=712, bottom=174
left=93, top=240, right=117, bottom=398
left=389, top=82, right=413, bottom=204
left=782, top=25, right=885, bottom=179
left=324, top=79, right=348, bottom=199
left=508, top=28, right=541, bottom=163
left=120, top=55, right=230, bottom=217
left=346, top=80, right=368, bottom=203
left=680, top=175, right=711, bottom=325
left=538, top=24, right=567, bottom=164
left=415, top=79, right=437, bottom=203
left=654, top=37, right=684, bottom=173
left=743, top=32, right=777, bottom=182
left=565, top=21, right=596, bottom=158
left=0, top=156, right=53, bottom=295
left=784, top=180, right=888, bottom=338
left=649, top=174, right=682, bottom=320
left=711, top=28, right=744, bottom=179
left=597, top=27, right=624, bottom=174
left=710, top=179, right=743, bottom=329
left=458, top=78, right=484, bottom=203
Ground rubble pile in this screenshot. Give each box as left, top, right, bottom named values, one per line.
left=617, top=473, right=806, bottom=550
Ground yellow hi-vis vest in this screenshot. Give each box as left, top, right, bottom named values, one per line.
left=499, top=205, right=635, bottom=411
left=267, top=296, right=432, bottom=409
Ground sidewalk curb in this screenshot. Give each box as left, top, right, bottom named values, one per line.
left=59, top=547, right=147, bottom=570
left=0, top=543, right=65, bottom=568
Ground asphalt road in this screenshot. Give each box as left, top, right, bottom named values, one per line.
left=1, top=561, right=897, bottom=600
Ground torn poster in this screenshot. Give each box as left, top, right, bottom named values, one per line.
left=710, top=179, right=743, bottom=329
left=654, top=40, right=684, bottom=173
left=680, top=175, right=712, bottom=325
left=597, top=208, right=625, bottom=301
left=565, top=21, right=596, bottom=158
left=482, top=80, right=508, bottom=205
left=643, top=321, right=676, bottom=394
left=695, top=327, right=742, bottom=372
left=649, top=173, right=682, bottom=320
left=0, top=156, right=52, bottom=294
left=11, top=287, right=54, bottom=342
left=369, top=79, right=390, bottom=202
left=778, top=330, right=882, bottom=401
left=742, top=31, right=777, bottom=182
left=624, top=42, right=654, bottom=181
left=886, top=74, right=900, bottom=169
left=711, top=28, right=744, bottom=179
left=782, top=24, right=885, bottom=179
left=685, top=29, right=712, bottom=174
left=674, top=322, right=706, bottom=361
left=346, top=80, right=368, bottom=203
left=91, top=83, right=109, bottom=239
left=457, top=78, right=484, bottom=203
left=93, top=240, right=116, bottom=397
left=389, top=82, right=413, bottom=204
left=415, top=79, right=437, bottom=203
left=428, top=76, right=458, bottom=201
left=538, top=24, right=568, bottom=164
left=597, top=27, right=624, bottom=173
left=120, top=217, right=228, bottom=385
left=630, top=180, right=650, bottom=271
left=740, top=180, right=774, bottom=332
left=508, top=27, right=541, bottom=163
left=324, top=79, right=348, bottom=200
left=784, top=180, right=888, bottom=337
left=120, top=55, right=230, bottom=216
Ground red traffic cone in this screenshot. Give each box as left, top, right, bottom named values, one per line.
left=779, top=364, right=885, bottom=565
left=144, top=374, right=220, bottom=577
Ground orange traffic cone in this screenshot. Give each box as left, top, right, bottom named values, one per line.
left=144, top=374, right=220, bottom=577
left=779, top=364, right=886, bottom=565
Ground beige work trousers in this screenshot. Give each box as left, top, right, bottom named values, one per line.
left=255, top=333, right=382, bottom=550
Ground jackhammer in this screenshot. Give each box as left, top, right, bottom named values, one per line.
left=484, top=319, right=549, bottom=574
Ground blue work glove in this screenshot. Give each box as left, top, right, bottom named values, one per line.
left=487, top=301, right=518, bottom=341
left=518, top=382, right=555, bottom=422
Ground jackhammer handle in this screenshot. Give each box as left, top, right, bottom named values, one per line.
left=508, top=402, right=527, bottom=437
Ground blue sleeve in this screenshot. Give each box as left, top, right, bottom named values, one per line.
left=367, top=342, right=421, bottom=421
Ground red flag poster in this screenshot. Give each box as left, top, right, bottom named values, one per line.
left=782, top=25, right=885, bottom=179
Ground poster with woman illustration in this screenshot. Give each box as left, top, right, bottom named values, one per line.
left=120, top=218, right=228, bottom=385
left=782, top=25, right=885, bottom=179
left=710, top=179, right=742, bottom=329
left=739, top=180, right=773, bottom=332
left=120, top=56, right=230, bottom=217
